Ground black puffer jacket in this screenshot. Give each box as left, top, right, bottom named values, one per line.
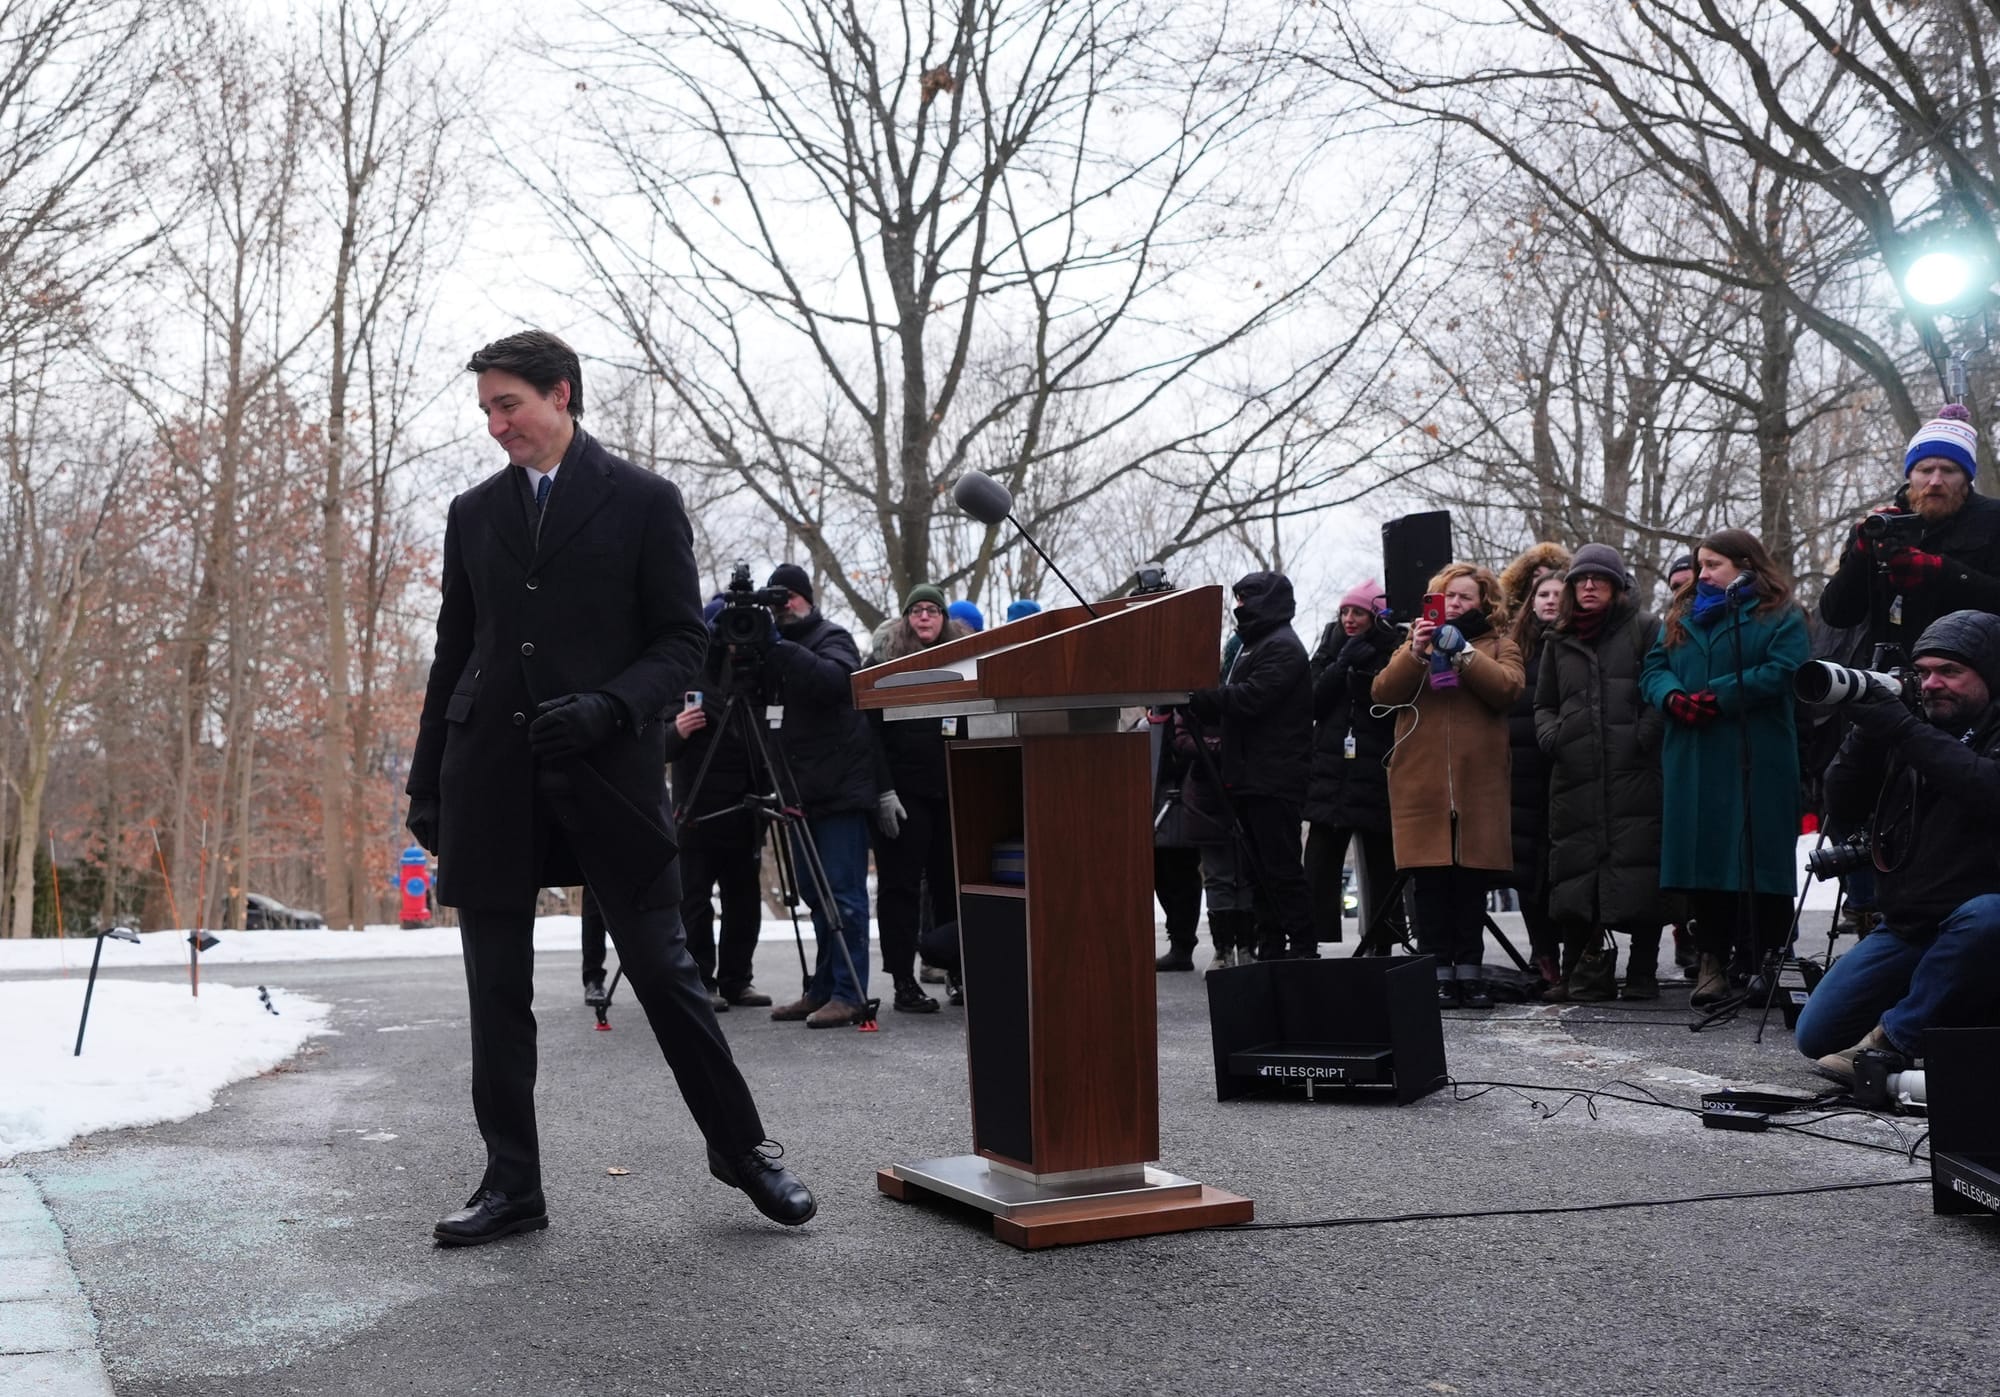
left=867, top=616, right=973, bottom=802
left=1534, top=602, right=1665, bottom=926
left=1303, top=613, right=1397, bottom=830
left=1821, top=487, right=2000, bottom=651
left=766, top=608, right=876, bottom=816
left=1507, top=632, right=1551, bottom=896
left=1188, top=571, right=1312, bottom=806
left=1826, top=609, right=2000, bottom=931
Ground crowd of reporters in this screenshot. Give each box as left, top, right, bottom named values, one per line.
left=646, top=404, right=2000, bottom=1085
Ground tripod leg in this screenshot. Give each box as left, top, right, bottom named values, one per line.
left=1352, top=871, right=1411, bottom=957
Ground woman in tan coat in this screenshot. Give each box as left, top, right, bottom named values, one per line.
left=1372, top=563, right=1526, bottom=1007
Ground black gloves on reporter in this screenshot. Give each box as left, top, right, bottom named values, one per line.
left=529, top=691, right=625, bottom=760
left=405, top=796, right=440, bottom=854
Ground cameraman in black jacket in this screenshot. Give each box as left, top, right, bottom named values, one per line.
left=761, top=564, right=878, bottom=1029
left=1820, top=405, right=2000, bottom=654
left=1799, top=610, right=2000, bottom=1081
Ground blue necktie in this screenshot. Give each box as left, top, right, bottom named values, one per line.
left=535, top=473, right=552, bottom=510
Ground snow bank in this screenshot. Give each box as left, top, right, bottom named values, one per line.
left=0, top=915, right=872, bottom=973
left=0, top=979, right=330, bottom=1160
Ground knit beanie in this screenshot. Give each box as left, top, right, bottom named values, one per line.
left=1566, top=542, right=1630, bottom=589
left=902, top=583, right=947, bottom=616
left=1905, top=403, right=1979, bottom=480
left=948, top=600, right=985, bottom=632
left=1006, top=599, right=1042, bottom=622
left=1666, top=553, right=1695, bottom=581
left=1339, top=578, right=1386, bottom=613
left=767, top=563, right=813, bottom=604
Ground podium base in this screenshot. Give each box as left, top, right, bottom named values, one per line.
left=877, top=1155, right=1252, bottom=1249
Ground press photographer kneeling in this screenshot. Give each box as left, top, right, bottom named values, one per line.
left=1795, top=610, right=2000, bottom=1083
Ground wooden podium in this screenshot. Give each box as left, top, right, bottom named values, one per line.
left=854, top=587, right=1253, bottom=1248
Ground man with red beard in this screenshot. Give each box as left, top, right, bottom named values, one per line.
left=1821, top=404, right=2000, bottom=652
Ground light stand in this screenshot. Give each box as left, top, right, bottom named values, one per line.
left=74, top=926, right=142, bottom=1056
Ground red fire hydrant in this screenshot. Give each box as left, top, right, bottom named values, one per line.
left=398, top=845, right=432, bottom=929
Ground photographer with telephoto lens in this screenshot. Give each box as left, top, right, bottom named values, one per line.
left=1820, top=404, right=2000, bottom=654
left=1794, top=610, right=2000, bottom=1083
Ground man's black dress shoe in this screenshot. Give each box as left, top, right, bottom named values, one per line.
left=706, top=1142, right=817, bottom=1226
left=433, top=1187, right=548, bottom=1247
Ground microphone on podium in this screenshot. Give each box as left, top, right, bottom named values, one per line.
left=950, top=471, right=1099, bottom=619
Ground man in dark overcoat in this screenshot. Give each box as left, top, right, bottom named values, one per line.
left=405, top=330, right=813, bottom=1245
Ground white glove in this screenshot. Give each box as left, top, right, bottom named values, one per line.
left=876, top=790, right=907, bottom=839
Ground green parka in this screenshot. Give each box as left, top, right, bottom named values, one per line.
left=1639, top=599, right=1807, bottom=897
left=1534, top=603, right=1665, bottom=927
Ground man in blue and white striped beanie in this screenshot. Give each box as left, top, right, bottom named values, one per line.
left=1821, top=401, right=2000, bottom=650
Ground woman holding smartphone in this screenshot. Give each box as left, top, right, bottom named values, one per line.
left=1373, top=564, right=1525, bottom=1007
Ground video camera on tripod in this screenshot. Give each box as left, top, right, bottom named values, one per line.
left=713, top=561, right=791, bottom=667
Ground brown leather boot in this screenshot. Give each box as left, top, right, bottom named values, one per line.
left=770, top=993, right=827, bottom=1022
left=805, top=999, right=865, bottom=1029
left=1690, top=953, right=1730, bottom=1008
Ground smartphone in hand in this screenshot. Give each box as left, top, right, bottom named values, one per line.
left=1421, top=593, right=1447, bottom=625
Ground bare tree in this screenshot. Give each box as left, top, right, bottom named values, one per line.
left=540, top=0, right=1435, bottom=625
left=0, top=0, right=164, bottom=937
left=311, top=0, right=460, bottom=927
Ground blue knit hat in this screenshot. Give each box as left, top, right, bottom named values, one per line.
left=1006, top=599, right=1041, bottom=622
left=948, top=600, right=985, bottom=631
left=1905, top=403, right=1979, bottom=480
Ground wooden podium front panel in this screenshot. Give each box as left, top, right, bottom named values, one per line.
left=1021, top=732, right=1159, bottom=1173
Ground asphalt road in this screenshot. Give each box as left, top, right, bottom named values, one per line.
left=10, top=926, right=1997, bottom=1397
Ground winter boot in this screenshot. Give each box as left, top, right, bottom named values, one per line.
left=1568, top=938, right=1617, bottom=1002
left=1206, top=909, right=1251, bottom=972
left=1155, top=943, right=1196, bottom=972
left=1435, top=965, right=1461, bottom=1009
left=1532, top=953, right=1564, bottom=1000
left=1456, top=962, right=1493, bottom=1010
left=1621, top=928, right=1661, bottom=1001
left=1690, top=953, right=1731, bottom=1008
left=893, top=974, right=940, bottom=1013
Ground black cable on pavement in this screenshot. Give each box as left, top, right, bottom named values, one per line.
left=1221, top=1176, right=1926, bottom=1232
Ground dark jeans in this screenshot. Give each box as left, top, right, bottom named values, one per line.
left=1794, top=894, right=2000, bottom=1058
left=682, top=837, right=763, bottom=994
left=1236, top=796, right=1315, bottom=958
left=458, top=850, right=764, bottom=1196
left=1155, top=844, right=1203, bottom=950
left=794, top=811, right=872, bottom=1006
left=1410, top=864, right=1488, bottom=970
left=875, top=793, right=957, bottom=981
left=1688, top=890, right=1794, bottom=960
left=1303, top=822, right=1397, bottom=944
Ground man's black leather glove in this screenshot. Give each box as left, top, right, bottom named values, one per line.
left=529, top=692, right=624, bottom=760
left=406, top=796, right=440, bottom=855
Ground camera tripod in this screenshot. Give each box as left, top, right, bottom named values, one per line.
left=675, top=664, right=880, bottom=1031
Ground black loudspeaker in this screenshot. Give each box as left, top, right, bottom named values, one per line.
left=1205, top=956, right=1447, bottom=1104
left=1925, top=1027, right=2000, bottom=1218
left=1381, top=511, right=1454, bottom=623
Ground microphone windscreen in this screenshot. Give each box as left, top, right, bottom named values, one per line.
left=951, top=470, right=1014, bottom=526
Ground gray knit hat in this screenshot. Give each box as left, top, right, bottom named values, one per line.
left=1566, top=542, right=1630, bottom=589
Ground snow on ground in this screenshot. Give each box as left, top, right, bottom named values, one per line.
left=0, top=979, right=330, bottom=1160
left=0, top=835, right=1835, bottom=978
left=0, top=916, right=869, bottom=973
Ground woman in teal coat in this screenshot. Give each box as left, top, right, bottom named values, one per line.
left=1640, top=528, right=1808, bottom=1008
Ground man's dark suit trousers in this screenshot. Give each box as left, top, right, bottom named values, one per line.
left=456, top=804, right=764, bottom=1196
